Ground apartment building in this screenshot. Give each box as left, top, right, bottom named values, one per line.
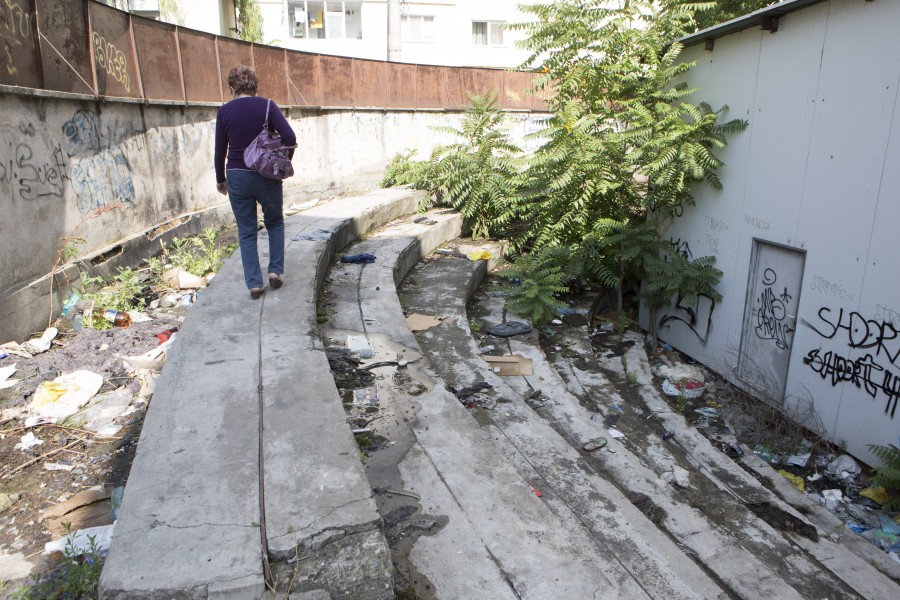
left=110, top=0, right=539, bottom=68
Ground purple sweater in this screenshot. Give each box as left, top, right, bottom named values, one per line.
left=214, top=96, right=297, bottom=183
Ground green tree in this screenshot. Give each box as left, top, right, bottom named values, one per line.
left=235, top=0, right=264, bottom=43
left=503, top=1, right=745, bottom=330
left=694, top=1, right=776, bottom=30
left=383, top=91, right=523, bottom=240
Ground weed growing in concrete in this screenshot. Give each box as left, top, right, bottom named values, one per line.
left=12, top=535, right=103, bottom=599
left=626, top=371, right=638, bottom=386
left=163, top=227, right=236, bottom=278
left=469, top=318, right=484, bottom=334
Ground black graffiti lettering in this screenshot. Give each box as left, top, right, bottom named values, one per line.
left=0, top=141, right=67, bottom=201
left=659, top=293, right=716, bottom=346
left=803, top=307, right=900, bottom=366
left=753, top=269, right=793, bottom=350
left=668, top=237, right=692, bottom=259
left=805, top=349, right=899, bottom=418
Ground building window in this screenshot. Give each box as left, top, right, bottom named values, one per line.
left=472, top=21, right=504, bottom=47
left=401, top=15, right=435, bottom=43
left=289, top=1, right=362, bottom=40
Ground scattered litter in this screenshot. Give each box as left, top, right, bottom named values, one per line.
left=44, top=487, right=113, bottom=537
left=609, top=404, right=624, bottom=413
left=662, top=430, right=675, bottom=440
left=353, top=387, right=379, bottom=407
left=155, top=327, right=179, bottom=344
left=44, top=463, right=74, bottom=472
left=807, top=473, right=822, bottom=482
left=164, top=267, right=206, bottom=290
left=346, top=335, right=374, bottom=359
left=860, top=486, right=891, bottom=506
left=341, top=253, right=376, bottom=264
left=693, top=407, right=718, bottom=418
left=485, top=321, right=532, bottom=338
left=14, top=431, right=43, bottom=451
left=0, top=363, right=20, bottom=389
left=822, top=489, right=843, bottom=511
left=44, top=523, right=114, bottom=556
left=119, top=337, right=174, bottom=371
left=352, top=428, right=372, bottom=434
left=785, top=452, right=811, bottom=468
left=0, top=406, right=28, bottom=422
left=24, top=416, right=57, bottom=428
left=454, top=382, right=496, bottom=409
left=662, top=378, right=704, bottom=399
left=482, top=354, right=533, bottom=376
left=551, top=319, right=563, bottom=325
left=292, top=227, right=331, bottom=241
left=25, top=327, right=58, bottom=355
left=826, top=454, right=861, bottom=480
left=28, top=370, right=104, bottom=420
left=127, top=310, right=153, bottom=323
left=530, top=486, right=543, bottom=498
left=608, top=428, right=625, bottom=440
left=655, top=363, right=704, bottom=385
left=595, top=322, right=614, bottom=333
left=1, top=328, right=59, bottom=359
left=777, top=470, right=805, bottom=492
left=407, top=313, right=448, bottom=332
left=66, top=388, right=133, bottom=436
left=467, top=250, right=491, bottom=261
left=583, top=437, right=607, bottom=452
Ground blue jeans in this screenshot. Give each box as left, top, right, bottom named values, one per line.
left=226, top=169, right=284, bottom=290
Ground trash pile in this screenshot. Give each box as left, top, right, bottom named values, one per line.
left=0, top=264, right=206, bottom=576
left=649, top=347, right=900, bottom=564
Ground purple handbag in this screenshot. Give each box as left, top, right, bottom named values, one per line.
left=243, top=100, right=296, bottom=180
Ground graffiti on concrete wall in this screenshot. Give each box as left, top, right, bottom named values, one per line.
left=809, top=274, right=854, bottom=303
left=1, top=0, right=32, bottom=76
left=752, top=267, right=794, bottom=350
left=658, top=293, right=717, bottom=346
left=62, top=109, right=136, bottom=211
left=802, top=306, right=900, bottom=419
left=0, top=141, right=68, bottom=200
left=91, top=32, right=131, bottom=92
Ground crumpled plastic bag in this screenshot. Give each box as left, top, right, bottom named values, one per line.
left=662, top=378, right=704, bottom=399
left=777, top=469, right=805, bottom=492
left=28, top=370, right=104, bottom=420
left=467, top=250, right=492, bottom=261
left=65, top=388, right=133, bottom=436
left=826, top=454, right=861, bottom=480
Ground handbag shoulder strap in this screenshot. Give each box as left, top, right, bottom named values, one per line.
left=262, top=99, right=271, bottom=130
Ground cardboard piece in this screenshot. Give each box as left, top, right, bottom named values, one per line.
left=407, top=313, right=448, bottom=332
left=43, top=488, right=113, bottom=537
left=482, top=355, right=533, bottom=376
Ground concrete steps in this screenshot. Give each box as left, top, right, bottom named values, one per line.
left=100, top=188, right=424, bottom=599
left=397, top=252, right=900, bottom=600
left=321, top=219, right=634, bottom=598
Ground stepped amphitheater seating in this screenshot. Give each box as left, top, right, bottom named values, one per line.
left=100, top=186, right=900, bottom=599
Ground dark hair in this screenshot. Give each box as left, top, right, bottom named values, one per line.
left=227, top=66, right=258, bottom=96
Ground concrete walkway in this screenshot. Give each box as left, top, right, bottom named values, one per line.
left=101, top=189, right=426, bottom=599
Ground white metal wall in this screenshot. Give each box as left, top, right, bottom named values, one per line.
left=651, top=0, right=900, bottom=464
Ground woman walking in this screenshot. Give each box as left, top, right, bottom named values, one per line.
left=214, top=66, right=297, bottom=299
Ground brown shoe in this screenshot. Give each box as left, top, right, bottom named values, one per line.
left=268, top=274, right=283, bottom=290
left=250, top=288, right=265, bottom=299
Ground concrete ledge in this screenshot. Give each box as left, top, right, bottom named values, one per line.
left=100, top=188, right=424, bottom=599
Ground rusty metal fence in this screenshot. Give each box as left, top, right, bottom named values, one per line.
left=1, top=0, right=546, bottom=110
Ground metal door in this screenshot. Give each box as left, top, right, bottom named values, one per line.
left=738, top=241, right=806, bottom=402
